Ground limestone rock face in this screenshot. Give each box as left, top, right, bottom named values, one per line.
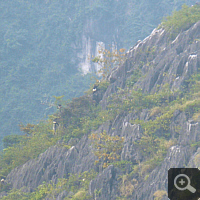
left=4, top=20, right=200, bottom=199
left=6, top=136, right=97, bottom=192
left=89, top=165, right=120, bottom=200
left=6, top=145, right=79, bottom=191
left=102, top=21, right=200, bottom=109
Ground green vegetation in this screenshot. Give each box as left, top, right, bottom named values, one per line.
left=86, top=79, right=110, bottom=95
left=2, top=135, right=25, bottom=149
left=111, top=160, right=133, bottom=173
left=161, top=4, right=200, bottom=39
left=0, top=121, right=59, bottom=178
left=89, top=131, right=124, bottom=168
left=55, top=96, right=115, bottom=141
left=126, top=68, right=142, bottom=88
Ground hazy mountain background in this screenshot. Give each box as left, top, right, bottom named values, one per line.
left=0, top=0, right=197, bottom=149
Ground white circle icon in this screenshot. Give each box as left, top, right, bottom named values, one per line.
left=174, top=174, right=196, bottom=193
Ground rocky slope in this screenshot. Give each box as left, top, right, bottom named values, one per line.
left=2, top=20, right=200, bottom=200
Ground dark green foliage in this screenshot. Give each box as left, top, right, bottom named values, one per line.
left=126, top=68, right=142, bottom=87
left=111, top=160, right=133, bottom=173
left=58, top=96, right=97, bottom=134
left=56, top=95, right=114, bottom=140
left=2, top=135, right=24, bottom=149
left=97, top=80, right=110, bottom=91
left=0, top=182, right=11, bottom=193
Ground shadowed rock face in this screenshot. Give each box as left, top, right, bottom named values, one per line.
left=89, top=165, right=120, bottom=200
left=4, top=21, right=200, bottom=199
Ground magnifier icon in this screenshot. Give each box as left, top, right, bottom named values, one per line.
left=174, top=174, right=196, bottom=193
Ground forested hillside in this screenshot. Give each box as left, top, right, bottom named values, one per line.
left=0, top=3, right=200, bottom=199
left=0, top=0, right=197, bottom=149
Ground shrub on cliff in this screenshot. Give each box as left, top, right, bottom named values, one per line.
left=161, top=4, right=200, bottom=38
